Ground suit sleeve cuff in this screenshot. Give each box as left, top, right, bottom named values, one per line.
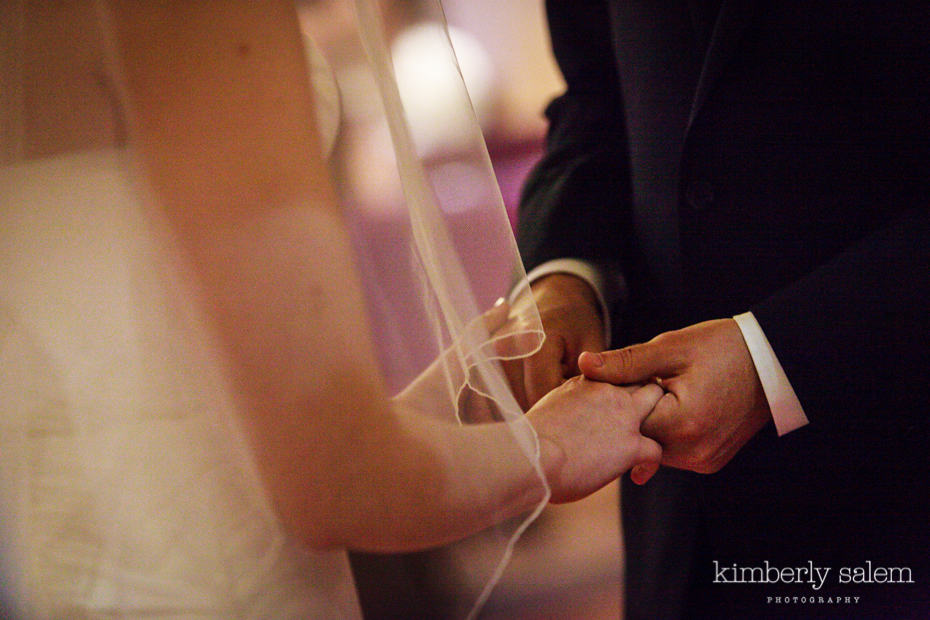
left=525, top=259, right=619, bottom=347
left=733, top=311, right=809, bottom=436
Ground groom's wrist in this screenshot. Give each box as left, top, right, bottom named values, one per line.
left=531, top=273, right=601, bottom=318
left=526, top=258, right=615, bottom=345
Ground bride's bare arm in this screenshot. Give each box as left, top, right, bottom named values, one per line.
left=105, top=0, right=661, bottom=552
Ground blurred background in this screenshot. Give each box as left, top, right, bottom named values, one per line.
left=298, top=1, right=625, bottom=618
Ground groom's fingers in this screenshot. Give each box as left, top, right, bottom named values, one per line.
left=639, top=391, right=707, bottom=470
left=640, top=391, right=681, bottom=441
left=525, top=324, right=604, bottom=406
left=579, top=339, right=681, bottom=385
left=624, top=383, right=664, bottom=485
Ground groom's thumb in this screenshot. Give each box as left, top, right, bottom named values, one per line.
left=579, top=341, right=672, bottom=384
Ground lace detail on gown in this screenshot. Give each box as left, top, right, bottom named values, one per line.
left=0, top=150, right=361, bottom=618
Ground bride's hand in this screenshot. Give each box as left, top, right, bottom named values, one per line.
left=526, top=377, right=664, bottom=503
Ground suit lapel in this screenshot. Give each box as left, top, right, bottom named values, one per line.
left=607, top=0, right=703, bottom=311
left=687, top=0, right=758, bottom=131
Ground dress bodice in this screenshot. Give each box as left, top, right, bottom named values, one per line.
left=0, top=150, right=361, bottom=618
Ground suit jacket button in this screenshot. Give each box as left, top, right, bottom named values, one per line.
left=685, top=179, right=715, bottom=211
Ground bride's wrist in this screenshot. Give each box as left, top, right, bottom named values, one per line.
left=533, top=430, right=567, bottom=501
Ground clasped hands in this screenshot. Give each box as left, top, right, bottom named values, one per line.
left=504, top=274, right=772, bottom=495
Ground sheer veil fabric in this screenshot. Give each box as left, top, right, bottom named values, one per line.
left=0, top=1, right=547, bottom=618
left=330, top=2, right=549, bottom=616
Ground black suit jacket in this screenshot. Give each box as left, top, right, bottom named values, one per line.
left=518, top=2, right=930, bottom=617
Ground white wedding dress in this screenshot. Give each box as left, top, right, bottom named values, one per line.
left=0, top=148, right=363, bottom=618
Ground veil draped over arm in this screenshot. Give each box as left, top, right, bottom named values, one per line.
left=0, top=1, right=548, bottom=618
left=308, top=2, right=550, bottom=615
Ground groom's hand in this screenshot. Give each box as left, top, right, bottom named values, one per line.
left=579, top=319, right=771, bottom=473
left=501, top=274, right=605, bottom=409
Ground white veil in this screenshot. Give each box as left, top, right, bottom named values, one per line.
left=0, top=1, right=548, bottom=618
left=308, top=1, right=549, bottom=615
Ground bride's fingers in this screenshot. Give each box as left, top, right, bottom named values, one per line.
left=625, top=382, right=665, bottom=419
left=630, top=436, right=663, bottom=485
left=499, top=358, right=529, bottom=410
left=458, top=387, right=499, bottom=424
left=480, top=298, right=511, bottom=334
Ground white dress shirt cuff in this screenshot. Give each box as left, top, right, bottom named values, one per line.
left=733, top=311, right=809, bottom=436
left=525, top=259, right=615, bottom=346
